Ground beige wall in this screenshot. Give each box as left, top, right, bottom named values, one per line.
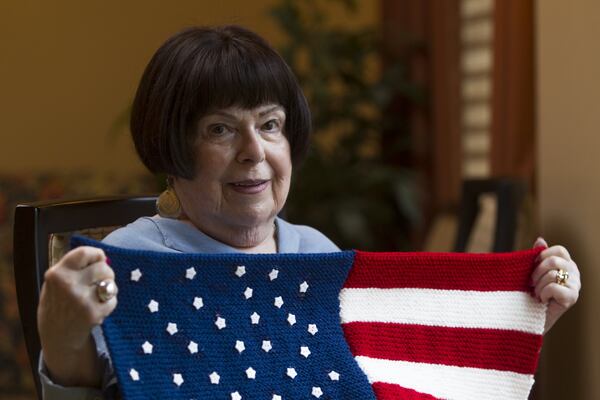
left=0, top=0, right=377, bottom=176
left=537, top=1, right=600, bottom=398
left=0, top=0, right=281, bottom=175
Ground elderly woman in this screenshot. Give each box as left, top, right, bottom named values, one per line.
left=37, top=25, right=581, bottom=399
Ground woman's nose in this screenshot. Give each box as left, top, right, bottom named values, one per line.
left=236, top=127, right=266, bottom=164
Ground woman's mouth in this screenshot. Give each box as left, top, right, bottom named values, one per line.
left=228, top=179, right=270, bottom=194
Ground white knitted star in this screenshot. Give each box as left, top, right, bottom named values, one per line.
left=287, top=313, right=296, bottom=325
left=188, top=340, right=198, bottom=354
left=141, top=341, right=153, bottom=354
left=328, top=370, right=340, bottom=381
left=209, top=371, right=220, bottom=384
left=231, top=391, right=242, bottom=400
left=308, top=324, right=318, bottom=335
left=245, top=367, right=256, bottom=379
left=272, top=395, right=282, bottom=400
left=235, top=266, right=246, bottom=277
left=130, top=268, right=142, bottom=282
left=312, top=387, right=323, bottom=398
left=185, top=267, right=196, bottom=280
left=235, top=340, right=245, bottom=353
left=193, top=296, right=204, bottom=310
left=274, top=296, right=284, bottom=308
left=269, top=268, right=279, bottom=281
left=244, top=287, right=253, bottom=299
left=286, top=367, right=297, bottom=379
left=300, top=346, right=311, bottom=358
left=299, top=281, right=309, bottom=293
left=261, top=340, right=272, bottom=352
left=173, top=373, right=184, bottom=386
left=215, top=316, right=226, bottom=330
left=166, top=322, right=178, bottom=335
left=129, top=368, right=139, bottom=381
left=250, top=312, right=260, bottom=324
left=147, top=299, right=159, bottom=313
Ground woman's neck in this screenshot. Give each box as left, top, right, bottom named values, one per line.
left=180, top=216, right=278, bottom=254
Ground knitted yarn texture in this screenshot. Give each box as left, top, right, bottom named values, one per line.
left=341, top=250, right=546, bottom=399
left=72, top=236, right=546, bottom=400
left=73, top=236, right=374, bottom=400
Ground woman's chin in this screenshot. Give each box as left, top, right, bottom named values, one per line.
left=221, top=193, right=280, bottom=224
left=232, top=210, right=276, bottom=228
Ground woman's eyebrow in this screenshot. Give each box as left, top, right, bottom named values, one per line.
left=258, top=105, right=284, bottom=117
left=205, top=106, right=284, bottom=120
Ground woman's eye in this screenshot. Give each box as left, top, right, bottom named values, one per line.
left=262, top=119, right=280, bottom=132
left=209, top=124, right=229, bottom=136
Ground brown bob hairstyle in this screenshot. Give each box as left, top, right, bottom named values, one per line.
left=130, top=25, right=311, bottom=179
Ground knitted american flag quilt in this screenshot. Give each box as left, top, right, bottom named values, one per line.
left=72, top=236, right=546, bottom=400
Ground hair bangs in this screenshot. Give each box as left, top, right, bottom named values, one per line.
left=193, top=43, right=292, bottom=116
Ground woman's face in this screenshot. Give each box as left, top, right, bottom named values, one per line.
left=173, top=103, right=292, bottom=241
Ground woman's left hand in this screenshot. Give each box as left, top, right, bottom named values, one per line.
left=531, top=237, right=581, bottom=333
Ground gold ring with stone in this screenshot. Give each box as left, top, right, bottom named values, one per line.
left=96, top=279, right=118, bottom=302
left=555, top=269, right=569, bottom=286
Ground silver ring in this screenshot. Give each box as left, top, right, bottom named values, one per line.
left=96, top=280, right=118, bottom=302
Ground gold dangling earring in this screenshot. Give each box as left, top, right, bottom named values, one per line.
left=156, top=176, right=182, bottom=219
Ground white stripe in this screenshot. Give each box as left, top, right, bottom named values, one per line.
left=356, top=356, right=534, bottom=400
left=340, top=288, right=546, bottom=334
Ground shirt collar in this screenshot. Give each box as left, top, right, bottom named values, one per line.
left=152, top=216, right=298, bottom=254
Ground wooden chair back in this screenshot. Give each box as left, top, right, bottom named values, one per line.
left=13, top=196, right=156, bottom=397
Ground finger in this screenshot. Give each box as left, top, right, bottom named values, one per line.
left=539, top=282, right=578, bottom=308
left=533, top=237, right=548, bottom=249
left=89, top=277, right=119, bottom=303
left=539, top=245, right=571, bottom=261
left=61, top=246, right=107, bottom=270
left=84, top=290, right=118, bottom=325
left=534, top=269, right=572, bottom=298
left=87, top=279, right=119, bottom=308
left=80, top=261, right=115, bottom=286
left=531, top=255, right=572, bottom=285
left=96, top=288, right=118, bottom=321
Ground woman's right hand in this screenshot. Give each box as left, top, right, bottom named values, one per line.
left=37, top=246, right=117, bottom=387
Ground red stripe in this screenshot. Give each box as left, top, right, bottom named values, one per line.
left=344, top=248, right=542, bottom=291
left=343, top=322, right=543, bottom=374
left=372, top=382, right=441, bottom=400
